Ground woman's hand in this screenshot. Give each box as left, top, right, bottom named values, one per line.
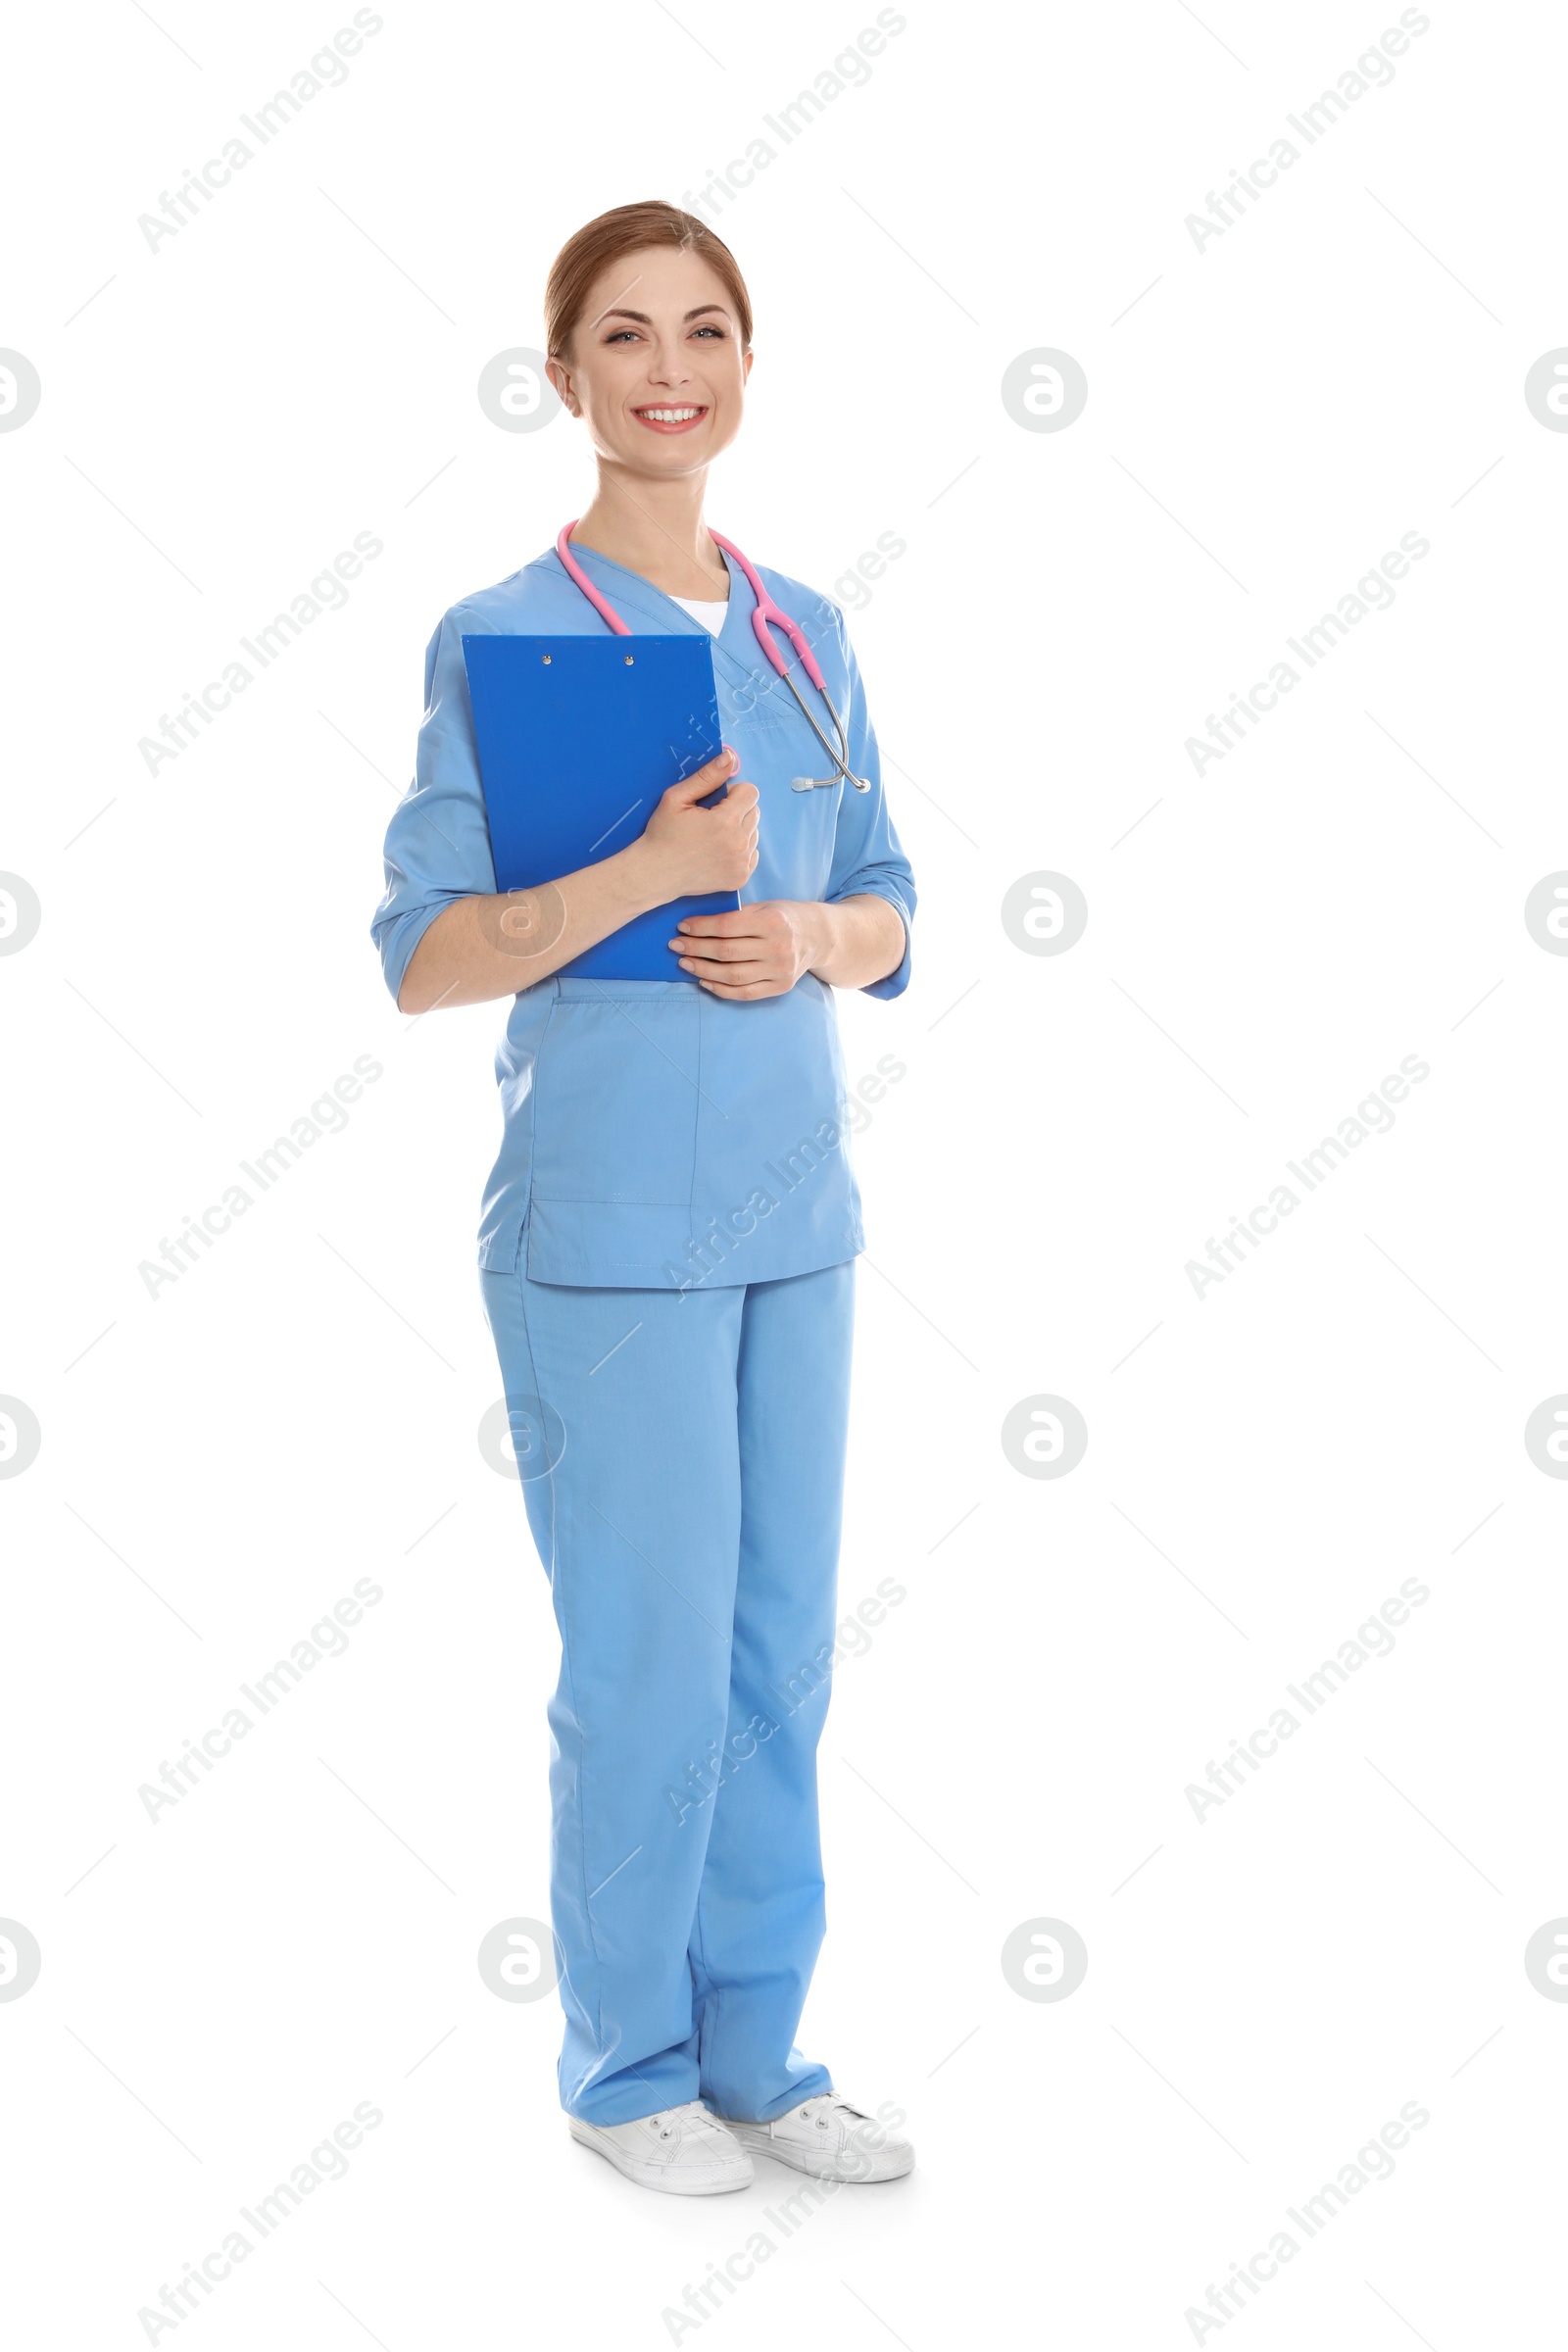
left=668, top=901, right=824, bottom=999
left=670, top=892, right=906, bottom=1001
left=633, top=746, right=760, bottom=899
left=397, top=760, right=903, bottom=1015
left=397, top=745, right=760, bottom=1014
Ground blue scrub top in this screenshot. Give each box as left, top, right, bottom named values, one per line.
left=371, top=539, right=917, bottom=1291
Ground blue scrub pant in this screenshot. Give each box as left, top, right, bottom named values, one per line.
left=480, top=1254, right=855, bottom=2126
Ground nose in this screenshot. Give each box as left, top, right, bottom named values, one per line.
left=647, top=340, right=691, bottom=388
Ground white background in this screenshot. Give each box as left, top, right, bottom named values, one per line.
left=4, top=0, right=1565, bottom=2343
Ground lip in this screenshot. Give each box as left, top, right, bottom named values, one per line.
left=631, top=405, right=710, bottom=435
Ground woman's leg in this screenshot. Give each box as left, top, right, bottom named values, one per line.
left=480, top=1261, right=748, bottom=2124
left=688, top=1258, right=857, bottom=2122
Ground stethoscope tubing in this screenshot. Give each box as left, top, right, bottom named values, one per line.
left=555, top=521, right=870, bottom=793
left=779, top=670, right=862, bottom=792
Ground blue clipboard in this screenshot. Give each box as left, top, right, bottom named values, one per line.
left=462, top=632, right=739, bottom=982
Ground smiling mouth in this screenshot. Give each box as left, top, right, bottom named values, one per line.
left=632, top=405, right=709, bottom=432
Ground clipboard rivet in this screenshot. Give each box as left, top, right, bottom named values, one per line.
left=542, top=654, right=551, bottom=663
left=625, top=655, right=634, bottom=664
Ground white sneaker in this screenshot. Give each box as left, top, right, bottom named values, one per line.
left=567, top=2099, right=755, bottom=2195
left=725, top=2092, right=914, bottom=2181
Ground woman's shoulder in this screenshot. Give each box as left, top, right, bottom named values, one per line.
left=429, top=549, right=580, bottom=639
left=750, top=556, right=844, bottom=634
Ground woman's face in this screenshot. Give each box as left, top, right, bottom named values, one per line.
left=548, top=244, right=752, bottom=477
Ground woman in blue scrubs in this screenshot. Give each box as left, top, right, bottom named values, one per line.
left=372, top=201, right=916, bottom=2196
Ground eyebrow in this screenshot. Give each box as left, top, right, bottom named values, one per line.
left=593, top=303, right=731, bottom=328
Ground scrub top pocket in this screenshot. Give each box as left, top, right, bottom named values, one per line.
left=529, top=986, right=701, bottom=1207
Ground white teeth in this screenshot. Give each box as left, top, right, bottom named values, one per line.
left=639, top=407, right=702, bottom=421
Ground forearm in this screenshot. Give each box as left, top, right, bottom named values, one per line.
left=803, top=894, right=907, bottom=991
left=398, top=839, right=670, bottom=1012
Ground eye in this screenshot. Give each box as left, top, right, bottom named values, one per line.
left=605, top=327, right=641, bottom=344
left=693, top=324, right=725, bottom=339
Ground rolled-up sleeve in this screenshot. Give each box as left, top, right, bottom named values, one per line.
left=822, top=607, right=916, bottom=1001
left=369, top=605, right=498, bottom=1005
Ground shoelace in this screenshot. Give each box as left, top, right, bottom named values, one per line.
left=649, top=2100, right=721, bottom=2141
left=798, top=2094, right=872, bottom=2131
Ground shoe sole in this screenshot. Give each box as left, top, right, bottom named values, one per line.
left=567, top=2117, right=755, bottom=2195
left=725, top=2127, right=914, bottom=2182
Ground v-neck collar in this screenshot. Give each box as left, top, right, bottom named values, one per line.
left=552, top=535, right=747, bottom=660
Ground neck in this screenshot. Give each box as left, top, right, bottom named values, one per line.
left=568, top=465, right=729, bottom=599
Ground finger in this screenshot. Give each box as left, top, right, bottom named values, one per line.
left=675, top=907, right=763, bottom=936
left=698, top=977, right=784, bottom=1000
left=672, top=923, right=766, bottom=955
left=675, top=941, right=768, bottom=967
left=710, top=808, right=759, bottom=858
left=670, top=928, right=766, bottom=956
left=686, top=959, right=785, bottom=988
left=676, top=938, right=769, bottom=962
left=662, top=745, right=739, bottom=804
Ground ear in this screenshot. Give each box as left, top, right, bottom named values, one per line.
left=742, top=347, right=755, bottom=384
left=545, top=355, right=579, bottom=416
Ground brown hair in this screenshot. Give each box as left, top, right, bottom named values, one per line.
left=544, top=201, right=754, bottom=363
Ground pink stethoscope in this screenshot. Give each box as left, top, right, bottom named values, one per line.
left=555, top=521, right=870, bottom=792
